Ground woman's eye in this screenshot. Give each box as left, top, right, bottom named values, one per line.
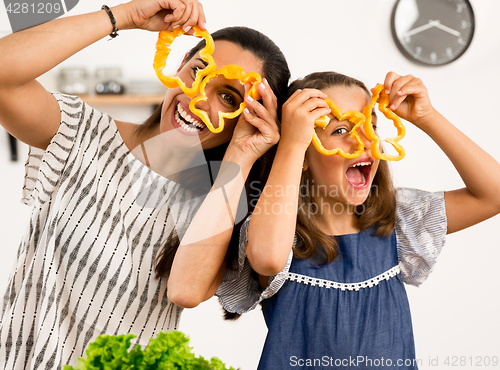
left=332, top=127, right=349, bottom=135
left=372, top=124, right=378, bottom=131
left=220, top=92, right=237, bottom=108
left=191, top=66, right=203, bottom=78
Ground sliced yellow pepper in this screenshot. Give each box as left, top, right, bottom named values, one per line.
left=189, top=65, right=262, bottom=133
left=153, top=26, right=216, bottom=97
left=153, top=27, right=263, bottom=133
left=362, top=84, right=405, bottom=161
left=312, top=99, right=366, bottom=158
left=313, top=84, right=406, bottom=161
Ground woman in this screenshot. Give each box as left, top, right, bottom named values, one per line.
left=0, top=0, right=290, bottom=368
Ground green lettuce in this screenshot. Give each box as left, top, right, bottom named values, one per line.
left=63, top=331, right=235, bottom=370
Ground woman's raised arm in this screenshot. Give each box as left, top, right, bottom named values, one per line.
left=0, top=0, right=205, bottom=149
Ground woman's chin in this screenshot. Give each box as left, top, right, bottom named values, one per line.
left=158, top=128, right=205, bottom=151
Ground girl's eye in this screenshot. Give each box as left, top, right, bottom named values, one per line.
left=372, top=124, right=378, bottom=131
left=332, top=127, right=349, bottom=135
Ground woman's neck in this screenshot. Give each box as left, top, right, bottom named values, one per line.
left=118, top=120, right=205, bottom=179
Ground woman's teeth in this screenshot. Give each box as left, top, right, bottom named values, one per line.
left=175, top=103, right=205, bottom=133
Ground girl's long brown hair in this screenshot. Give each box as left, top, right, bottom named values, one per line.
left=288, top=72, right=397, bottom=263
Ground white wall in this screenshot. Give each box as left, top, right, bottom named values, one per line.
left=1, top=1, right=499, bottom=369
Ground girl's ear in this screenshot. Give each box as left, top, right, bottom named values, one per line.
left=177, top=53, right=190, bottom=73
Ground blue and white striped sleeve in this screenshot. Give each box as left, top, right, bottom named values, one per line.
left=395, top=187, right=448, bottom=286
left=215, top=215, right=293, bottom=314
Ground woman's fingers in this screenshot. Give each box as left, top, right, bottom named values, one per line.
left=242, top=108, right=280, bottom=146
left=196, top=2, right=206, bottom=30
left=244, top=94, right=278, bottom=132
left=163, top=0, right=187, bottom=22
left=257, top=79, right=278, bottom=118
left=162, top=0, right=205, bottom=31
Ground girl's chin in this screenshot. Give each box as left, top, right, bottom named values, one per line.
left=344, top=188, right=372, bottom=207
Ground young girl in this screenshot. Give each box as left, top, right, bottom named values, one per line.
left=217, top=71, right=500, bottom=368
left=0, top=1, right=289, bottom=368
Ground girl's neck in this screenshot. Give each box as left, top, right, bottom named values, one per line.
left=312, top=196, right=360, bottom=236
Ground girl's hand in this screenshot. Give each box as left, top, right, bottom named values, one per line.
left=116, top=0, right=206, bottom=33
left=383, top=72, right=437, bottom=130
left=227, top=79, right=281, bottom=165
left=280, top=89, right=330, bottom=151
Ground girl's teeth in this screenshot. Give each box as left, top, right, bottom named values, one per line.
left=350, top=162, right=371, bottom=168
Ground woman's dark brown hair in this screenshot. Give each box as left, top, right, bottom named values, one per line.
left=285, top=71, right=397, bottom=263
left=146, top=27, right=291, bottom=279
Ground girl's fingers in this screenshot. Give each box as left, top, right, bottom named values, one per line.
left=314, top=107, right=333, bottom=119
left=386, top=74, right=414, bottom=103
left=293, top=88, right=328, bottom=106
left=384, top=71, right=401, bottom=94
left=283, top=88, right=327, bottom=111
left=283, top=93, right=329, bottom=121
left=392, top=79, right=427, bottom=111
left=307, top=107, right=333, bottom=126
left=299, top=97, right=329, bottom=114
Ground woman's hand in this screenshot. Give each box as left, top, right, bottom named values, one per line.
left=280, top=88, right=329, bottom=151
left=383, top=72, right=437, bottom=130
left=226, top=79, right=281, bottom=165
left=115, top=0, right=206, bottom=32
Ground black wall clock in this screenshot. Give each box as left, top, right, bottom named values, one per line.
left=391, top=0, right=475, bottom=66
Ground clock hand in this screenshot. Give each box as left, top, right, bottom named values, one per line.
left=404, top=20, right=439, bottom=37
left=432, top=21, right=461, bottom=37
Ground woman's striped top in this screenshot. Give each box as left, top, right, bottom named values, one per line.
left=0, top=93, right=199, bottom=370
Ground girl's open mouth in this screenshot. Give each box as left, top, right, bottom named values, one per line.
left=345, top=160, right=373, bottom=189
left=173, top=102, right=207, bottom=134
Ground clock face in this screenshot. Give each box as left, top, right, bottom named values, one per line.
left=391, top=0, right=475, bottom=66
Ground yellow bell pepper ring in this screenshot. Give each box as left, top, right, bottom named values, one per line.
left=153, top=26, right=216, bottom=98
left=313, top=99, right=366, bottom=159
left=362, top=84, right=406, bottom=161
left=313, top=84, right=406, bottom=161
left=189, top=65, right=262, bottom=134
left=153, top=26, right=264, bottom=134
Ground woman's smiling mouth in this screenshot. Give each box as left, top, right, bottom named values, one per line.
left=174, top=102, right=207, bottom=134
